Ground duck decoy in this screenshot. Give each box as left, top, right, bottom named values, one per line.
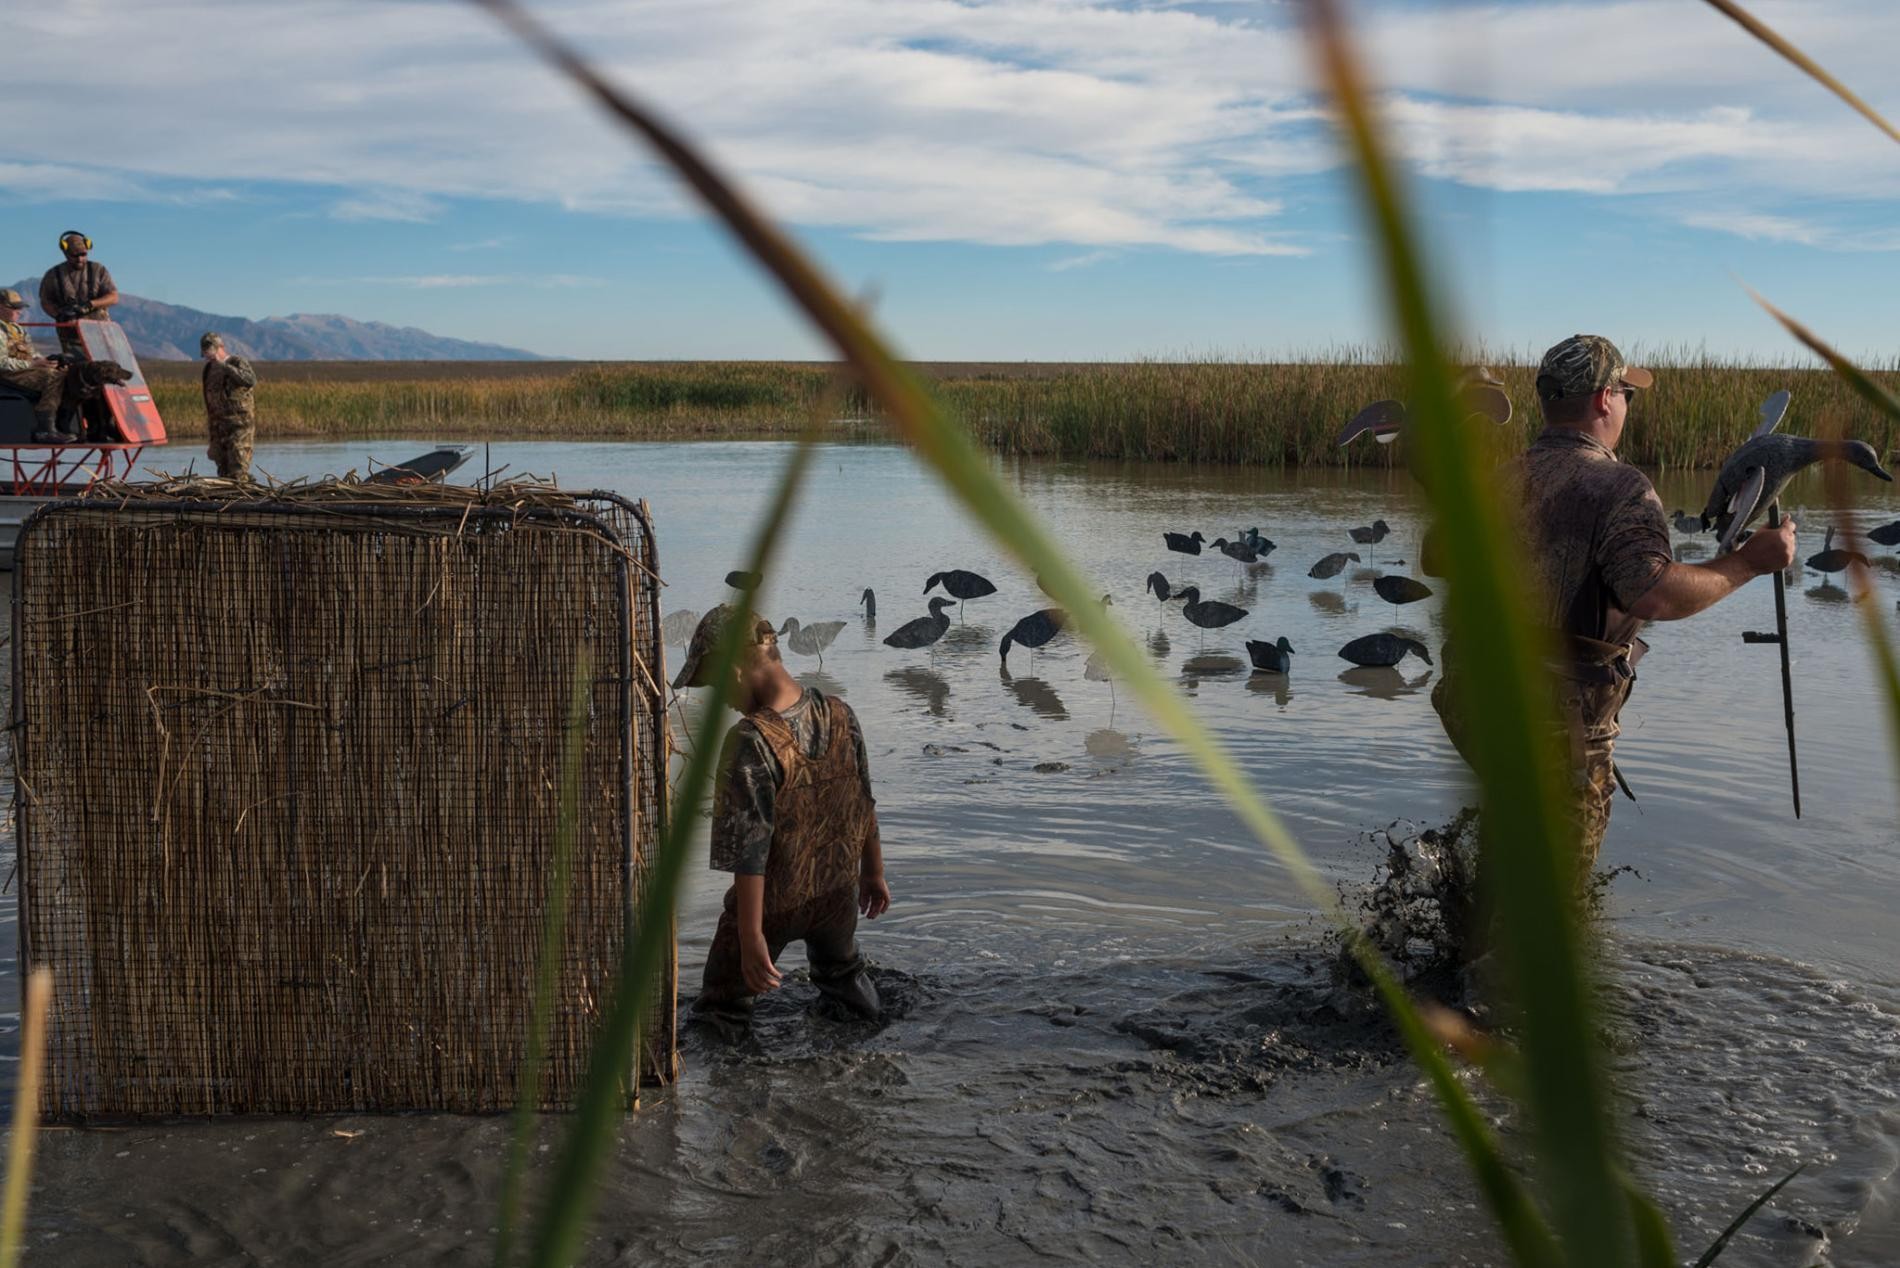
left=660, top=607, right=701, bottom=648
left=1349, top=519, right=1391, bottom=545
left=859, top=587, right=876, bottom=625
left=1173, top=586, right=1247, bottom=646
left=1868, top=521, right=1900, bottom=548
left=725, top=569, right=763, bottom=590
left=999, top=607, right=1068, bottom=666
left=1701, top=435, right=1892, bottom=550
left=1235, top=527, right=1276, bottom=556
left=926, top=568, right=998, bottom=608
left=1210, top=536, right=1260, bottom=564
left=883, top=597, right=955, bottom=654
left=1308, top=550, right=1360, bottom=580
left=1338, top=632, right=1432, bottom=668
left=1670, top=510, right=1706, bottom=535
left=777, top=617, right=847, bottom=666
left=1245, top=636, right=1294, bottom=674
left=1163, top=530, right=1206, bottom=556
left=1806, top=526, right=1870, bottom=576
left=1372, top=575, right=1433, bottom=607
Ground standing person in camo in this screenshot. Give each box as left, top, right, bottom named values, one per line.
left=200, top=332, right=258, bottom=479
left=674, top=604, right=891, bottom=1037
left=1428, top=334, right=1796, bottom=877
left=39, top=230, right=119, bottom=356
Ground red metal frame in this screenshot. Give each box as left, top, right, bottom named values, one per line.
left=4, top=444, right=145, bottom=496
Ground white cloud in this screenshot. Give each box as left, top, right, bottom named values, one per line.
left=1048, top=250, right=1116, bottom=271
left=1681, top=211, right=1824, bottom=246
left=315, top=274, right=607, bottom=290
left=330, top=191, right=443, bottom=223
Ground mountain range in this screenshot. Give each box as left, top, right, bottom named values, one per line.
left=9, top=277, right=544, bottom=362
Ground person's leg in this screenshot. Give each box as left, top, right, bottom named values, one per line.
left=230, top=425, right=255, bottom=479
left=803, top=886, right=879, bottom=1019
left=3, top=367, right=68, bottom=438
left=694, top=886, right=757, bottom=1029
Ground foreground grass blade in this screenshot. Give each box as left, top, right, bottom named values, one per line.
left=1691, top=1164, right=1805, bottom=1267
left=1302, top=1, right=1636, bottom=1263
left=1751, top=292, right=1900, bottom=790
left=1700, top=0, right=1900, bottom=145
left=1, top=969, right=51, bottom=1268
left=495, top=655, right=592, bottom=1266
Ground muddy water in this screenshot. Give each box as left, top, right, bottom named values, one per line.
left=8, top=438, right=1900, bottom=1265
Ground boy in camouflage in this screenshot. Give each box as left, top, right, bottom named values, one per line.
left=200, top=332, right=258, bottom=479
left=674, top=604, right=890, bottom=1034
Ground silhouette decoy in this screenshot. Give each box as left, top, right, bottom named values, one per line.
left=1868, top=521, right=1900, bottom=548
left=1245, top=636, right=1294, bottom=674
left=1701, top=435, right=1892, bottom=550
left=1338, top=632, right=1432, bottom=668
left=1308, top=550, right=1360, bottom=580
left=1210, top=537, right=1260, bottom=564
left=1670, top=510, right=1705, bottom=535
left=725, top=570, right=762, bottom=590
left=925, top=569, right=998, bottom=617
left=1173, top=586, right=1246, bottom=646
left=1349, top=519, right=1391, bottom=545
left=1164, top=530, right=1206, bottom=556
left=1000, top=608, right=1068, bottom=667
left=859, top=587, right=877, bottom=625
left=883, top=597, right=954, bottom=654
left=1806, top=526, right=1869, bottom=576
left=1146, top=571, right=1183, bottom=607
left=660, top=608, right=701, bottom=648
left=1236, top=527, right=1276, bottom=556
left=1334, top=369, right=1513, bottom=447
left=1372, top=575, right=1433, bottom=607
left=777, top=617, right=846, bottom=666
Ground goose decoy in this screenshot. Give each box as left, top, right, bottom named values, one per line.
left=660, top=607, right=701, bottom=648
left=1163, top=530, right=1206, bottom=556
left=1338, top=632, right=1432, bottom=668
left=1372, top=575, right=1433, bottom=607
left=1245, top=636, right=1294, bottom=674
left=1308, top=550, right=1361, bottom=580
left=1348, top=519, right=1391, bottom=546
left=859, top=587, right=877, bottom=625
left=1334, top=369, right=1513, bottom=447
left=777, top=617, right=846, bottom=666
left=1146, top=571, right=1181, bottom=605
left=883, top=597, right=954, bottom=654
left=725, top=569, right=762, bottom=590
left=1701, top=435, right=1892, bottom=550
left=1670, top=510, right=1706, bottom=535
left=1868, top=521, right=1900, bottom=548
left=1806, top=526, right=1870, bottom=576
left=1173, top=586, right=1247, bottom=645
left=999, top=608, right=1068, bottom=667
left=1236, top=527, right=1276, bottom=556
left=1210, top=536, right=1260, bottom=564
left=925, top=569, right=998, bottom=616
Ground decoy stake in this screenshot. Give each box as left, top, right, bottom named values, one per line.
left=1739, top=500, right=1802, bottom=818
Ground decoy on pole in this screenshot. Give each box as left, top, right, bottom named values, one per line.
left=883, top=597, right=954, bottom=655
left=777, top=617, right=847, bottom=667
left=860, top=587, right=877, bottom=625
left=725, top=569, right=763, bottom=590
left=1173, top=586, right=1247, bottom=647
left=1308, top=550, right=1360, bottom=580
left=924, top=569, right=998, bottom=618
left=1349, top=519, right=1390, bottom=545
left=1337, top=633, right=1432, bottom=668
left=1702, top=437, right=1892, bottom=551
left=1210, top=537, right=1260, bottom=564
left=1867, top=521, right=1900, bottom=548
left=1727, top=390, right=1803, bottom=817
left=1372, top=575, right=1433, bottom=608
left=1163, top=530, right=1207, bottom=556
left=1000, top=608, right=1068, bottom=667
left=1245, top=636, right=1294, bottom=675
left=1806, top=526, right=1869, bottom=578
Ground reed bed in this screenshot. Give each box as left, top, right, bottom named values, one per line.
left=10, top=480, right=673, bottom=1119
left=141, top=355, right=1899, bottom=468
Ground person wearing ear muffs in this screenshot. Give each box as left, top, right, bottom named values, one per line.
left=39, top=231, right=120, bottom=356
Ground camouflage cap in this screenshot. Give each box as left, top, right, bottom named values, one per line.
left=0, top=288, right=25, bottom=310
left=1535, top=334, right=1654, bottom=401
left=670, top=603, right=775, bottom=689
left=200, top=331, right=224, bottom=352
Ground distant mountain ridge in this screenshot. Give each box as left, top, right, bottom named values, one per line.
left=9, top=277, right=544, bottom=362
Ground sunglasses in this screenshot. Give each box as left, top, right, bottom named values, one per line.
left=1611, top=385, right=1639, bottom=401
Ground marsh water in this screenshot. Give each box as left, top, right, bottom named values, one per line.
left=9, top=437, right=1900, bottom=1265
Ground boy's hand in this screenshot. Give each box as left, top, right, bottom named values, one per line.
left=859, top=871, right=891, bottom=920
left=741, top=932, right=781, bottom=995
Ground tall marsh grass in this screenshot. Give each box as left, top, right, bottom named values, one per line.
left=142, top=354, right=1899, bottom=469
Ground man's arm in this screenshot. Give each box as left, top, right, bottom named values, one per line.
left=847, top=708, right=890, bottom=919
left=732, top=874, right=781, bottom=995
left=709, top=723, right=783, bottom=993
left=87, top=266, right=118, bottom=314
left=38, top=272, right=58, bottom=318
left=224, top=357, right=258, bottom=388
left=1627, top=517, right=1797, bottom=621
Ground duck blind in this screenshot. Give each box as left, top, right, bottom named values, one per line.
left=10, top=485, right=674, bottom=1119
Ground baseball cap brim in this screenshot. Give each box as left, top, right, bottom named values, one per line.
left=1619, top=366, right=1654, bottom=390
left=670, top=650, right=707, bottom=691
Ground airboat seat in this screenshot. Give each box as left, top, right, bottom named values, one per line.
left=0, top=385, right=49, bottom=444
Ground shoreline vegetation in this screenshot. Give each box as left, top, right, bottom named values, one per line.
left=142, top=356, right=1900, bottom=468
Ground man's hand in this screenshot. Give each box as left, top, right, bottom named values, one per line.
left=1736, top=514, right=1797, bottom=575
left=858, top=870, right=891, bottom=920
left=211, top=347, right=230, bottom=364
left=740, top=932, right=781, bottom=995
left=31, top=357, right=56, bottom=369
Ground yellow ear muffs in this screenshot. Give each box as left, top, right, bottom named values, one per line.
left=59, top=232, right=92, bottom=252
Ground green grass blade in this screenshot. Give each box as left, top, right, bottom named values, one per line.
left=1, top=970, right=50, bottom=1268
left=1301, top=0, right=1633, bottom=1262
left=1625, top=1182, right=1680, bottom=1268
left=473, top=2, right=1554, bottom=1262
left=495, top=653, right=592, bottom=1266
left=1700, top=0, right=1900, bottom=145
left=1691, top=1163, right=1805, bottom=1267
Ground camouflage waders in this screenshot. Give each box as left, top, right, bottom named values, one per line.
left=203, top=355, right=258, bottom=480
left=696, top=695, right=879, bottom=1024
left=207, top=418, right=255, bottom=479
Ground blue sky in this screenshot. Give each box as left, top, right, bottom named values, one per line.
left=4, top=0, right=1896, bottom=361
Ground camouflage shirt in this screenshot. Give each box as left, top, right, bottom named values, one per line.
left=1514, top=427, right=1672, bottom=644
left=202, top=356, right=258, bottom=421
left=710, top=687, right=877, bottom=876
left=1, top=321, right=38, bottom=372
left=38, top=261, right=116, bottom=319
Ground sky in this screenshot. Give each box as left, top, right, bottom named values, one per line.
left=3, top=0, right=1896, bottom=362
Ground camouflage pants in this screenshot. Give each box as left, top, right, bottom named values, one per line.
left=0, top=365, right=66, bottom=430
left=208, top=416, right=255, bottom=479
left=1431, top=672, right=1631, bottom=874
left=695, top=884, right=874, bottom=1026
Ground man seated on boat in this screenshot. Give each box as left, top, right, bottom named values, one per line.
left=0, top=288, right=78, bottom=444
left=39, top=230, right=120, bottom=357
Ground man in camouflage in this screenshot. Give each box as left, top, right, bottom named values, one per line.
left=0, top=288, right=77, bottom=443
left=39, top=231, right=119, bottom=357
left=675, top=604, right=891, bottom=1037
left=200, top=332, right=258, bottom=479
left=1430, top=334, right=1797, bottom=874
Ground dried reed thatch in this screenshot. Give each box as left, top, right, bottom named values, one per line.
left=11, top=478, right=673, bottom=1120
